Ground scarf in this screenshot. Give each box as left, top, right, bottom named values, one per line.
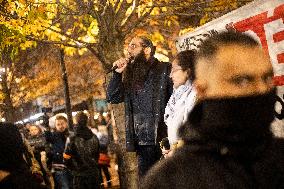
left=165, top=80, right=192, bottom=120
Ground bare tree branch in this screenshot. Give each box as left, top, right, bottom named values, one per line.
left=88, top=9, right=101, bottom=23
left=41, top=25, right=97, bottom=47
left=75, top=0, right=86, bottom=13
left=26, top=36, right=84, bottom=48
left=99, top=0, right=108, bottom=16
left=115, top=0, right=131, bottom=25
left=98, top=3, right=111, bottom=31
left=120, top=0, right=139, bottom=28
left=113, top=0, right=121, bottom=12
left=57, top=2, right=81, bottom=15
left=123, top=6, right=154, bottom=36
left=86, top=45, right=106, bottom=66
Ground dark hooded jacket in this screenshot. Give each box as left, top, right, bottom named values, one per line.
left=107, top=58, right=172, bottom=151
left=64, top=125, right=100, bottom=176
left=142, top=94, right=284, bottom=189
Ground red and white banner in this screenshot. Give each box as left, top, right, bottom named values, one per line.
left=176, top=0, right=284, bottom=136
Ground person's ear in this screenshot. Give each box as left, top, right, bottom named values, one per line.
left=194, top=58, right=211, bottom=100
left=194, top=79, right=207, bottom=100
left=186, top=69, right=191, bottom=79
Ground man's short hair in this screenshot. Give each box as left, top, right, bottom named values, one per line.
left=55, top=115, right=67, bottom=122
left=75, top=111, right=88, bottom=127
left=198, top=31, right=260, bottom=60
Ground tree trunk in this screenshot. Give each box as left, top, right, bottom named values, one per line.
left=111, top=103, right=138, bottom=189
left=87, top=97, right=95, bottom=127
left=96, top=35, right=139, bottom=189
left=104, top=70, right=138, bottom=189
left=1, top=71, right=16, bottom=122
left=59, top=49, right=73, bottom=130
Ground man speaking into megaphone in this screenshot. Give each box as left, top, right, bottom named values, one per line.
left=106, top=36, right=173, bottom=178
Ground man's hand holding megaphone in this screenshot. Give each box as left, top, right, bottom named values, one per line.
left=112, top=54, right=133, bottom=73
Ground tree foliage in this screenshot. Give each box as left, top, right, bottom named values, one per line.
left=29, top=47, right=105, bottom=106
left=1, top=0, right=253, bottom=69
left=0, top=24, right=45, bottom=121
left=0, top=23, right=105, bottom=121
left=0, top=0, right=253, bottom=117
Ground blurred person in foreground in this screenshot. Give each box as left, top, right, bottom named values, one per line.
left=142, top=31, right=284, bottom=189
left=107, top=36, right=172, bottom=177
left=64, top=112, right=100, bottom=189
left=0, top=122, right=47, bottom=189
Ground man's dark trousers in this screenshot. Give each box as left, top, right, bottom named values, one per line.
left=137, top=145, right=162, bottom=177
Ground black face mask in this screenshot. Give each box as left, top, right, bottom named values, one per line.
left=187, top=90, right=276, bottom=143
left=203, top=90, right=275, bottom=127
left=180, top=90, right=276, bottom=160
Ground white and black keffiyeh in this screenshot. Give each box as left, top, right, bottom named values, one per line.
left=164, top=80, right=197, bottom=145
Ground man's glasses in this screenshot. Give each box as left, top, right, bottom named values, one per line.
left=171, top=68, right=183, bottom=73
left=128, top=43, right=149, bottom=49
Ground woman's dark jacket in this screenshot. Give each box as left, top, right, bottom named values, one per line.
left=107, top=58, right=172, bottom=151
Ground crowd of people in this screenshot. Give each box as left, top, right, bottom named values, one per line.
left=1, top=31, right=284, bottom=189
left=140, top=31, right=284, bottom=189
left=108, top=31, right=284, bottom=188
left=0, top=112, right=114, bottom=189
